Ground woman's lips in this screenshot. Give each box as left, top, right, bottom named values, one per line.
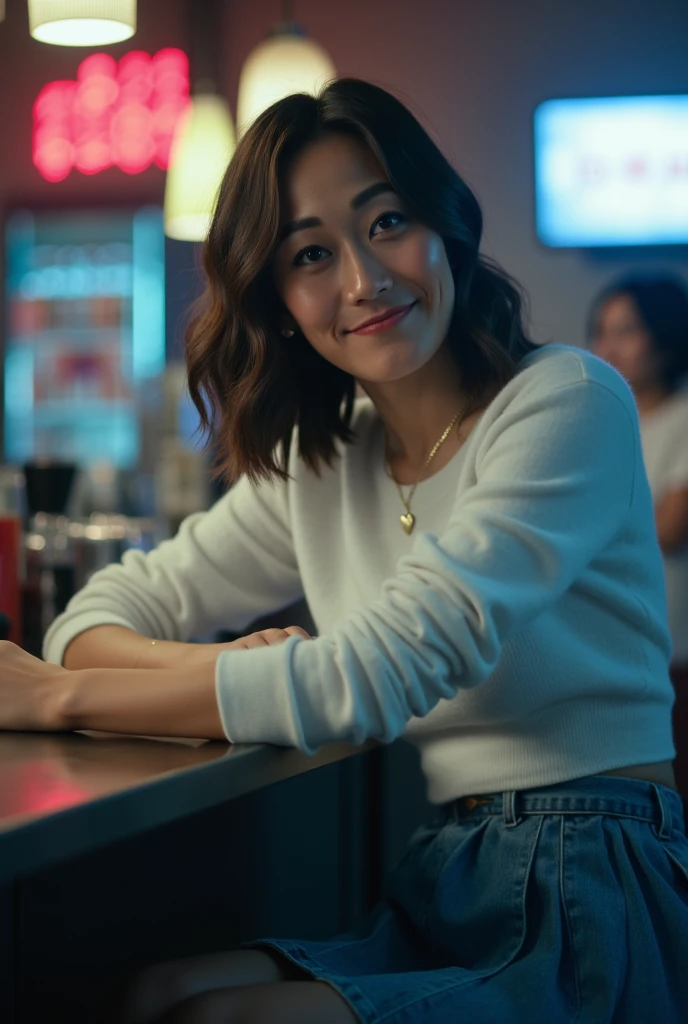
left=350, top=302, right=416, bottom=335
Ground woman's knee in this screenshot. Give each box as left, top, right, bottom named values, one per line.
left=114, top=949, right=292, bottom=1023
left=154, top=989, right=231, bottom=1024
left=154, top=981, right=359, bottom=1024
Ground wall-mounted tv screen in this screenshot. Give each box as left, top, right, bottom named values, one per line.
left=534, top=95, right=688, bottom=247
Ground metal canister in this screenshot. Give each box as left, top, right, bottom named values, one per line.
left=0, top=466, right=25, bottom=646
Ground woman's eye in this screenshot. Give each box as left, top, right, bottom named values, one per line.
left=293, top=245, right=330, bottom=267
left=370, top=211, right=407, bottom=237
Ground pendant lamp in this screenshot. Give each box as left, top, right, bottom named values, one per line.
left=28, top=0, right=136, bottom=46
left=236, top=21, right=335, bottom=135
left=163, top=90, right=235, bottom=241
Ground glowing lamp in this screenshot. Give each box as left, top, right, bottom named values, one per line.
left=164, top=93, right=235, bottom=241
left=29, top=0, right=136, bottom=46
left=236, top=24, right=335, bottom=135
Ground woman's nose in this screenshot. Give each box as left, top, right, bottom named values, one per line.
left=341, top=243, right=393, bottom=304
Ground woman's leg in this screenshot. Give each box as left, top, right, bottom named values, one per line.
left=112, top=949, right=307, bottom=1023
left=154, top=980, right=359, bottom=1024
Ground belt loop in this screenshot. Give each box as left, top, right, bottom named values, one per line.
left=651, top=783, right=672, bottom=840
left=503, top=790, right=521, bottom=828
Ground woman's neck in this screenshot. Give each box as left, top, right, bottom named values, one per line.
left=359, top=348, right=473, bottom=470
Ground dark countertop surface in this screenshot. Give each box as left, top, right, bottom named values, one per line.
left=0, top=730, right=373, bottom=884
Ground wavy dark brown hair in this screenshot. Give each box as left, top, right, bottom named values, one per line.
left=186, top=77, right=539, bottom=484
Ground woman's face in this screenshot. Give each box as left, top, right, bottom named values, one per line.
left=591, top=294, right=662, bottom=391
left=272, top=133, right=456, bottom=384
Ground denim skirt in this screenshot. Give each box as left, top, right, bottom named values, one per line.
left=244, top=775, right=688, bottom=1024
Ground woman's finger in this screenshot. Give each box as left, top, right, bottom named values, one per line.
left=222, top=626, right=312, bottom=652
left=262, top=628, right=293, bottom=642
left=283, top=626, right=313, bottom=639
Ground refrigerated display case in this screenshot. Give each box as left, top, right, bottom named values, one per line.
left=3, top=206, right=165, bottom=469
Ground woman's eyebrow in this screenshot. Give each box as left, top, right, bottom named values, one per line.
left=278, top=182, right=396, bottom=243
left=350, top=181, right=395, bottom=210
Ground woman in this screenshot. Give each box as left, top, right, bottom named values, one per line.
left=590, top=276, right=688, bottom=812
left=2, top=79, right=687, bottom=1023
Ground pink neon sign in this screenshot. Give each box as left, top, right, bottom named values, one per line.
left=33, top=48, right=190, bottom=182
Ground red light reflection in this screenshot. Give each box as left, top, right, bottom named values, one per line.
left=4, top=762, right=90, bottom=818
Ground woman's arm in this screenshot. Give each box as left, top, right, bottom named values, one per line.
left=63, top=625, right=198, bottom=670
left=0, top=641, right=224, bottom=738
left=44, top=471, right=303, bottom=668
left=63, top=624, right=312, bottom=671
left=58, top=662, right=226, bottom=739
left=655, top=486, right=688, bottom=553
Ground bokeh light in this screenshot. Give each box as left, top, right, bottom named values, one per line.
left=33, top=47, right=190, bottom=181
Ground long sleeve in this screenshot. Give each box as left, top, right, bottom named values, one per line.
left=215, top=376, right=638, bottom=753
left=43, top=471, right=302, bottom=665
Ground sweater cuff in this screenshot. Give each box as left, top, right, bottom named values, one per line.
left=214, top=636, right=312, bottom=750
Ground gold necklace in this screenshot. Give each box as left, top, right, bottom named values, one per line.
left=385, top=401, right=471, bottom=534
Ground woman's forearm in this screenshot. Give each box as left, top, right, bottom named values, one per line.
left=63, top=625, right=196, bottom=671
left=58, top=662, right=227, bottom=739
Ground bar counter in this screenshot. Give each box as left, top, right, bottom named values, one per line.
left=0, top=730, right=374, bottom=884
left=0, top=729, right=378, bottom=1023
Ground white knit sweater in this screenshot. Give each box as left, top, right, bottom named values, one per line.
left=44, top=345, right=675, bottom=803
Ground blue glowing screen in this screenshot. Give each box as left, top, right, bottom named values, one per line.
left=534, top=95, right=688, bottom=247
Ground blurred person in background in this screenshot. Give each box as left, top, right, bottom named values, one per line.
left=590, top=274, right=688, bottom=811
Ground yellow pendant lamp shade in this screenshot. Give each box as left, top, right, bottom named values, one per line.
left=236, top=28, right=336, bottom=135
left=164, top=93, right=236, bottom=242
left=28, top=0, right=136, bottom=46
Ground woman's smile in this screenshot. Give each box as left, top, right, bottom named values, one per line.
left=348, top=301, right=417, bottom=335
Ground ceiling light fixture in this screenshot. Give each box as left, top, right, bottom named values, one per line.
left=236, top=1, right=335, bottom=135
left=28, top=0, right=136, bottom=47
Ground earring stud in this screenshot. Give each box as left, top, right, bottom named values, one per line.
left=281, top=327, right=295, bottom=337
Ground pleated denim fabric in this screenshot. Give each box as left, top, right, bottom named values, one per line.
left=246, top=776, right=688, bottom=1023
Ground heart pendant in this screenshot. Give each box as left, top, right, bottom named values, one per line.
left=400, top=512, right=416, bottom=534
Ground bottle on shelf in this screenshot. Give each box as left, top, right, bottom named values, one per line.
left=0, top=465, right=26, bottom=646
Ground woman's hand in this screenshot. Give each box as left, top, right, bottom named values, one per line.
left=220, top=625, right=313, bottom=650
left=0, top=641, right=71, bottom=732
left=176, top=625, right=314, bottom=669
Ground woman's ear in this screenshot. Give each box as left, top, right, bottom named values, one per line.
left=280, top=314, right=299, bottom=338
left=274, top=296, right=297, bottom=338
